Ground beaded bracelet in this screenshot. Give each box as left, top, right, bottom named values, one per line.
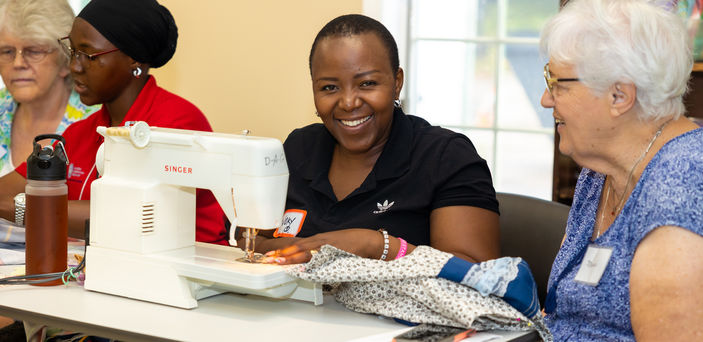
left=395, top=237, right=408, bottom=259
left=378, top=228, right=389, bottom=260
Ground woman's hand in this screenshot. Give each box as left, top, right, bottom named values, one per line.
left=234, top=229, right=300, bottom=255
left=262, top=229, right=386, bottom=265
left=256, top=205, right=499, bottom=265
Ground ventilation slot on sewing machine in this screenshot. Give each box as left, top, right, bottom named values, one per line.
left=141, top=203, right=155, bottom=234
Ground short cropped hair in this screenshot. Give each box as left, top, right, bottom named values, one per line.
left=540, top=0, right=692, bottom=120
left=0, top=0, right=75, bottom=67
left=309, top=14, right=399, bottom=75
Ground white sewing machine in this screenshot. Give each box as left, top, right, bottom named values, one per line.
left=83, top=122, right=321, bottom=309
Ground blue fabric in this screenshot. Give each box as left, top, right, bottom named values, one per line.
left=467, top=258, right=517, bottom=296
left=438, top=256, right=540, bottom=318
left=503, top=261, right=540, bottom=318
left=393, top=318, right=419, bottom=326
left=544, top=128, right=703, bottom=341
left=437, top=255, right=473, bottom=283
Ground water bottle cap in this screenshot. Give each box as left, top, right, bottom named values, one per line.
left=26, top=134, right=67, bottom=181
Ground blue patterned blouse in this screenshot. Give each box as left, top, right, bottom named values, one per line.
left=0, top=88, right=98, bottom=176
left=544, top=128, right=703, bottom=341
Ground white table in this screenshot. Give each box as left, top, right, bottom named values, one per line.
left=0, top=282, right=540, bottom=342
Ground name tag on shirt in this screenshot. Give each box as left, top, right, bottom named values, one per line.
left=274, top=209, right=307, bottom=237
left=574, top=244, right=613, bottom=286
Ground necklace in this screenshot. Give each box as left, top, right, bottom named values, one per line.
left=595, top=178, right=613, bottom=240
left=608, top=118, right=672, bottom=215
left=595, top=118, right=672, bottom=240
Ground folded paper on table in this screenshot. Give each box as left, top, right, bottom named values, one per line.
left=0, top=218, right=84, bottom=269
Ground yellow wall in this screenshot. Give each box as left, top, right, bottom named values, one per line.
left=152, top=1, right=363, bottom=142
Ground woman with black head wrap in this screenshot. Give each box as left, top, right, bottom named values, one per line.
left=0, top=0, right=228, bottom=251
left=66, top=0, right=179, bottom=115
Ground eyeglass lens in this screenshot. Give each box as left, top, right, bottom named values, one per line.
left=0, top=46, right=52, bottom=64
left=544, top=64, right=553, bottom=94
left=58, top=37, right=119, bottom=64
left=58, top=37, right=80, bottom=61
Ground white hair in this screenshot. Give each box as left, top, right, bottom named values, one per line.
left=540, top=0, right=692, bottom=121
left=0, top=0, right=75, bottom=67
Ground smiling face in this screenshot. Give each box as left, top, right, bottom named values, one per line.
left=0, top=31, right=69, bottom=104
left=310, top=32, right=403, bottom=155
left=67, top=18, right=134, bottom=106
left=540, top=61, right=613, bottom=164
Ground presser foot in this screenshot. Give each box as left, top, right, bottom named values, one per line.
left=236, top=253, right=265, bottom=263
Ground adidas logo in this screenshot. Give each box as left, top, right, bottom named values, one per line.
left=373, top=200, right=394, bottom=214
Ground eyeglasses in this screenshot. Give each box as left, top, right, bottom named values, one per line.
left=58, top=37, right=119, bottom=65
left=544, top=63, right=580, bottom=96
left=0, top=46, right=55, bottom=64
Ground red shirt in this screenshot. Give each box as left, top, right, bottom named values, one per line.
left=17, top=76, right=227, bottom=244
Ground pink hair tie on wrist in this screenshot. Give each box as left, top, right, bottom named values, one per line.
left=395, top=238, right=408, bottom=259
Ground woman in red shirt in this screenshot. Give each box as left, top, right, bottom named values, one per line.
left=0, top=0, right=227, bottom=244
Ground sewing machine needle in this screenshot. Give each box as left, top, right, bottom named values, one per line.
left=242, top=227, right=262, bottom=263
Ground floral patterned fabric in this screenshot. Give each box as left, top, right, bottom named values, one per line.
left=0, top=88, right=98, bottom=176
left=285, top=245, right=552, bottom=341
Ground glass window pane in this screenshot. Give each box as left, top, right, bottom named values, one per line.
left=495, top=131, right=553, bottom=200
left=506, top=0, right=559, bottom=38
left=452, top=128, right=495, bottom=173
left=413, top=41, right=496, bottom=129
left=497, top=44, right=552, bottom=130
left=404, top=0, right=559, bottom=201
left=412, top=0, right=497, bottom=39
left=68, top=0, right=89, bottom=14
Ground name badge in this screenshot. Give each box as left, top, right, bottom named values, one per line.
left=574, top=244, right=613, bottom=286
left=274, top=209, right=306, bottom=237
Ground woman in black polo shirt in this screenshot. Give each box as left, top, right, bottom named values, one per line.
left=256, top=14, right=499, bottom=264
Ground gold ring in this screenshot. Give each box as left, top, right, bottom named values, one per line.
left=310, top=249, right=319, bottom=256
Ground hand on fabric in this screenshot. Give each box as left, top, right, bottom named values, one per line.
left=261, top=229, right=383, bottom=265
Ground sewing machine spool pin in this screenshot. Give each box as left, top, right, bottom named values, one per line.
left=103, top=122, right=150, bottom=148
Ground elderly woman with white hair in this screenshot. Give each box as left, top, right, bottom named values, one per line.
left=0, top=0, right=97, bottom=177
left=540, top=0, right=703, bottom=340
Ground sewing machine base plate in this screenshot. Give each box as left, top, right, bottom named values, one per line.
left=84, top=242, right=322, bottom=309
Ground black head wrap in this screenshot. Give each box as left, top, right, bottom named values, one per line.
left=77, top=0, right=177, bottom=68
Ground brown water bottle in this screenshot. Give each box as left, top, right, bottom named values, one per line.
left=25, top=134, right=68, bottom=286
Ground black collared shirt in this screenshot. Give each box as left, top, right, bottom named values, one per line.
left=283, top=108, right=498, bottom=246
